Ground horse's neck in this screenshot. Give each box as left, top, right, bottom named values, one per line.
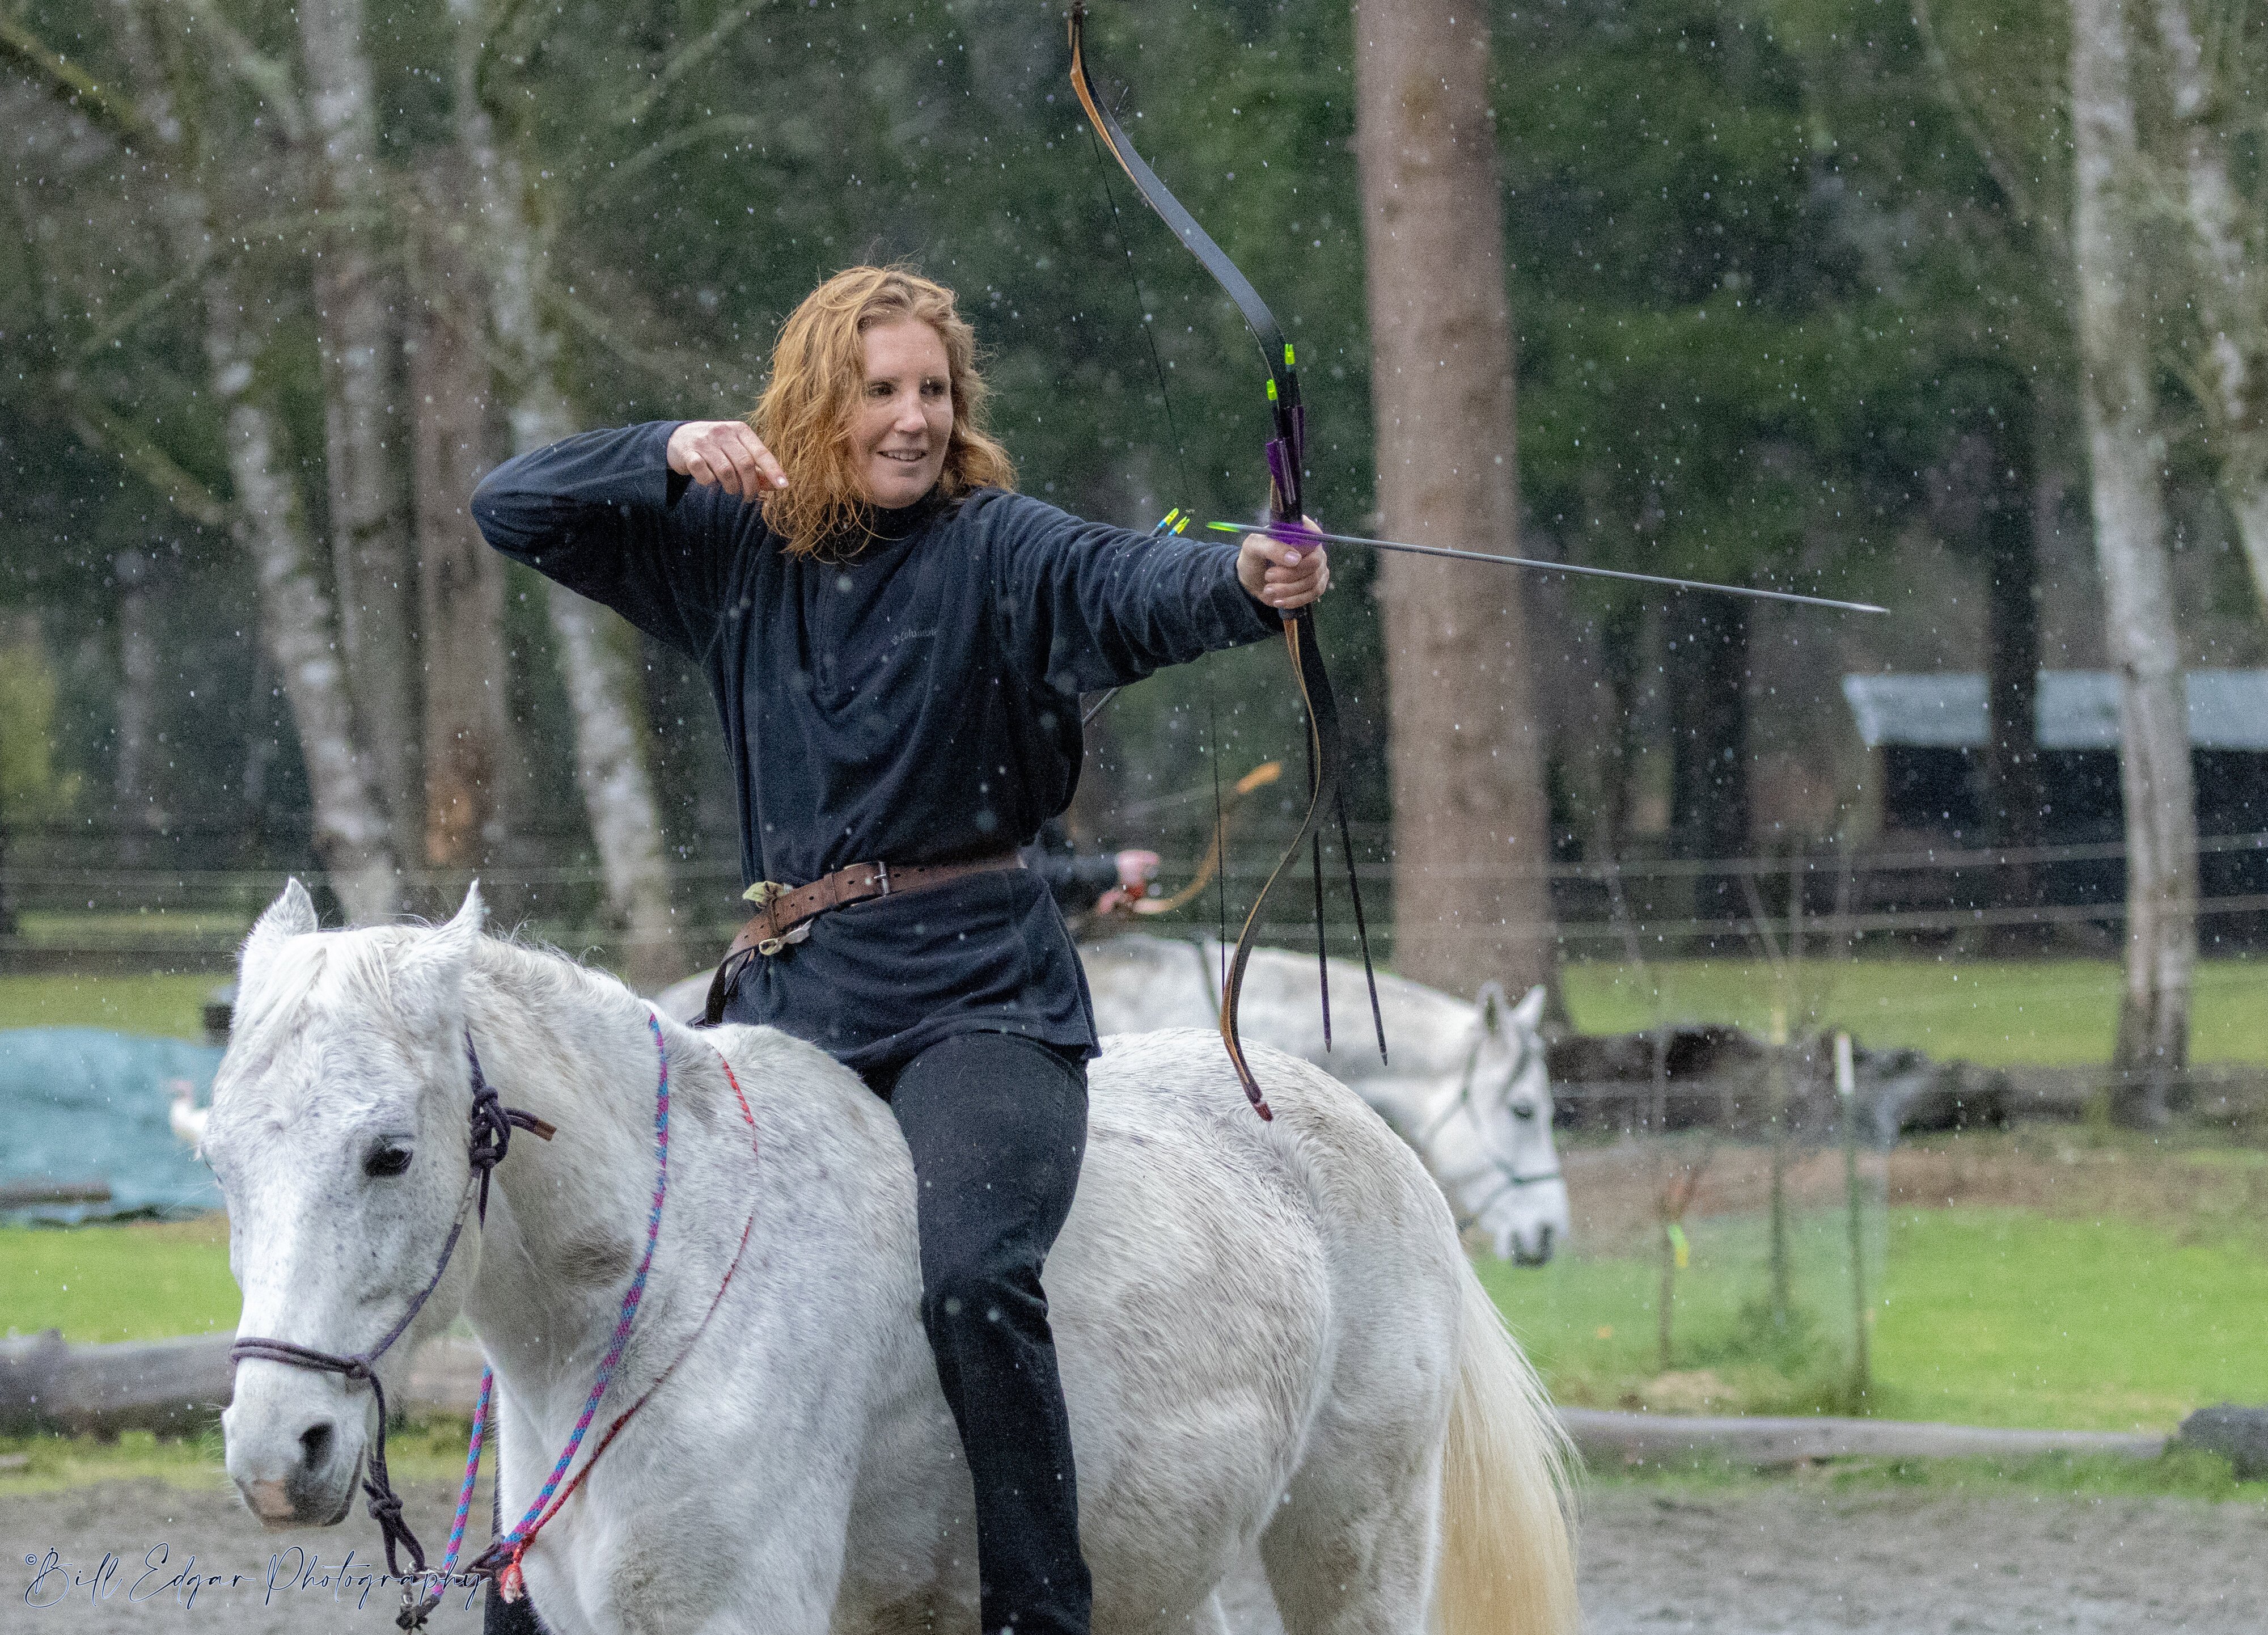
left=447, top=943, right=888, bottom=1433
left=454, top=944, right=681, bottom=1397
left=1358, top=1063, right=1474, bottom=1157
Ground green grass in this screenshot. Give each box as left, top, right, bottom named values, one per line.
left=0, top=1418, right=481, bottom=1497
left=0, top=972, right=217, bottom=1038
left=1486, top=1208, right=1876, bottom=1418
left=1562, top=955, right=2268, bottom=1066
left=1488, top=1206, right=2268, bottom=1433
left=1870, top=1209, right=2268, bottom=1430
left=11, top=1169, right=2266, bottom=1439
left=11, top=910, right=250, bottom=948
left=0, top=1215, right=238, bottom=1344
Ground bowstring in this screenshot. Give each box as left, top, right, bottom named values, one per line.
left=1078, top=78, right=1231, bottom=949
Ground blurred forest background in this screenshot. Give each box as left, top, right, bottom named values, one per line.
left=4, top=0, right=2268, bottom=1117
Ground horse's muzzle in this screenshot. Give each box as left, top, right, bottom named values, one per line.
left=224, top=1383, right=363, bottom=1528
left=1507, top=1222, right=1559, bottom=1267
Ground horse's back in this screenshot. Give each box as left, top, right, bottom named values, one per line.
left=1080, top=933, right=1484, bottom=1080
left=1084, top=1028, right=1465, bottom=1271
left=1043, top=1030, right=1466, bottom=1615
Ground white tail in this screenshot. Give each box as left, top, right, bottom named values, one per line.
left=1437, top=1263, right=1580, bottom=1635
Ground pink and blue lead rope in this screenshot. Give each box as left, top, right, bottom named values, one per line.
left=420, top=1009, right=672, bottom=1609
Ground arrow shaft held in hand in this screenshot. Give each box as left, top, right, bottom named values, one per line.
left=1208, top=522, right=1887, bottom=615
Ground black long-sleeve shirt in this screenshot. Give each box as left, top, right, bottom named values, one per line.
left=1024, top=818, right=1124, bottom=915
left=472, top=421, right=1277, bottom=1074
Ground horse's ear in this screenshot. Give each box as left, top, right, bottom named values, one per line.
left=240, top=878, right=320, bottom=987
left=395, top=884, right=485, bottom=1029
left=1512, top=983, right=1548, bottom=1033
left=1476, top=980, right=1509, bottom=1036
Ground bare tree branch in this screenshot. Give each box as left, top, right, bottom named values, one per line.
left=0, top=15, right=167, bottom=149
left=606, top=113, right=768, bottom=187
left=613, top=5, right=763, bottom=128
left=176, top=0, right=302, bottom=143
left=552, top=288, right=697, bottom=380
left=63, top=390, right=230, bottom=529
left=1910, top=0, right=2063, bottom=259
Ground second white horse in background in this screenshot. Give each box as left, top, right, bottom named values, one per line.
left=1080, top=935, right=1572, bottom=1265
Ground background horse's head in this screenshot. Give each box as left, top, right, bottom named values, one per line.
left=1454, top=983, right=1571, bottom=1266
left=204, top=880, right=490, bottom=1528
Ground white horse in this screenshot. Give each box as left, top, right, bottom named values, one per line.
left=209, top=884, right=1577, bottom=1635
left=1079, top=936, right=1571, bottom=1266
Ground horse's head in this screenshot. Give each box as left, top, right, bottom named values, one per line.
left=205, top=880, right=489, bottom=1528
left=1455, top=982, right=1571, bottom=1266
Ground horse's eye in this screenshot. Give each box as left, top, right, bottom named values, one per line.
left=365, top=1143, right=413, bottom=1178
left=1509, top=1102, right=1538, bottom=1122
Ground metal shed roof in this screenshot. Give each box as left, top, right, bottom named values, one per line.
left=1840, top=671, right=2268, bottom=751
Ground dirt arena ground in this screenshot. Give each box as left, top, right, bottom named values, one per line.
left=4, top=1471, right=2264, bottom=1633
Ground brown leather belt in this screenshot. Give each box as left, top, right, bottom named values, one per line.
left=725, top=850, right=1028, bottom=962
left=703, top=849, right=1027, bottom=1025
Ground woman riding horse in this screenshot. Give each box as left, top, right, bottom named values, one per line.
left=471, top=264, right=1327, bottom=1635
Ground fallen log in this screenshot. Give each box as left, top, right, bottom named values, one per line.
left=0, top=1331, right=489, bottom=1437
left=0, top=1178, right=112, bottom=1209
left=0, top=1330, right=228, bottom=1437
left=1559, top=1406, right=2167, bottom=1468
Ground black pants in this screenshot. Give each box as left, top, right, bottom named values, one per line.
left=874, top=1030, right=1094, bottom=1635
left=488, top=1028, right=1092, bottom=1635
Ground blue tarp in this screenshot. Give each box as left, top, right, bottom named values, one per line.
left=0, top=1029, right=226, bottom=1220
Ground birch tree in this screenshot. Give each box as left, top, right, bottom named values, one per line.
left=450, top=1, right=682, bottom=986
left=2070, top=0, right=2195, bottom=1123
left=296, top=0, right=420, bottom=871
left=1352, top=0, right=1558, bottom=1003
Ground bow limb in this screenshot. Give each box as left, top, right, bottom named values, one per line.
left=1067, top=5, right=1386, bottom=1116
left=1133, top=761, right=1282, bottom=916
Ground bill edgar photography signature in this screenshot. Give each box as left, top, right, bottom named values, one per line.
left=20, top=1544, right=484, bottom=1613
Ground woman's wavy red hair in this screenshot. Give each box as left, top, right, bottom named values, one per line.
left=750, top=265, right=1015, bottom=557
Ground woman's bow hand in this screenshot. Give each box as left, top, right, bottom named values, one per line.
left=667, top=420, right=789, bottom=498
left=1235, top=517, right=1331, bottom=611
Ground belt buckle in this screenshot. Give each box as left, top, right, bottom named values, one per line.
left=873, top=861, right=892, bottom=897
left=744, top=880, right=797, bottom=957
left=755, top=922, right=811, bottom=958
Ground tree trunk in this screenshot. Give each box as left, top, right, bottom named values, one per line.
left=1353, top=0, right=1556, bottom=1001
left=2071, top=0, right=2195, bottom=1124
left=2150, top=0, right=2268, bottom=614
left=409, top=158, right=507, bottom=877
left=112, top=548, right=163, bottom=866
left=296, top=0, right=421, bottom=874
left=545, top=592, right=682, bottom=986
left=1983, top=400, right=2044, bottom=941
left=455, top=39, right=682, bottom=985
left=205, top=270, right=403, bottom=926
left=1668, top=598, right=1750, bottom=936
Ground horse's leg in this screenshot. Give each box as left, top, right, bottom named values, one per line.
left=1258, top=1429, right=1445, bottom=1635
left=1213, top=1549, right=1287, bottom=1635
